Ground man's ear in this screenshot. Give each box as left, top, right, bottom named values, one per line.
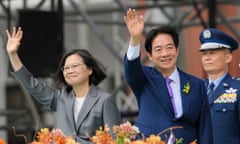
left=226, top=53, right=233, bottom=64
left=146, top=52, right=152, bottom=61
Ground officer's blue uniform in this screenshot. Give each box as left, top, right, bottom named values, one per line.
left=199, top=28, right=240, bottom=144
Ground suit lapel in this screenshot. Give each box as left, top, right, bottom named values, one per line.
left=64, top=91, right=76, bottom=130
left=157, top=77, right=174, bottom=115
left=179, top=71, right=190, bottom=116
left=150, top=69, right=174, bottom=116
left=76, top=85, right=99, bottom=130
left=204, top=79, right=208, bottom=90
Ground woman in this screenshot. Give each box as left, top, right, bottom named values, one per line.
left=6, top=27, right=121, bottom=143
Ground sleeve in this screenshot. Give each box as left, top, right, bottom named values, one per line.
left=126, top=44, right=141, bottom=60
left=103, top=95, right=122, bottom=135
left=124, top=57, right=148, bottom=95
left=237, top=86, right=240, bottom=124
left=11, top=66, right=59, bottom=111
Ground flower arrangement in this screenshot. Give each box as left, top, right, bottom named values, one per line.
left=90, top=121, right=144, bottom=144
left=112, top=121, right=140, bottom=144
left=89, top=121, right=197, bottom=144
left=30, top=128, right=79, bottom=144
left=182, top=82, right=190, bottom=94
left=7, top=121, right=197, bottom=144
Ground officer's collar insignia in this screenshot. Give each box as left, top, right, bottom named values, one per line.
left=203, top=30, right=211, bottom=39
left=232, top=77, right=240, bottom=81
left=223, top=83, right=229, bottom=87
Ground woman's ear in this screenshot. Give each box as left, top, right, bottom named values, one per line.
left=89, top=69, right=93, bottom=75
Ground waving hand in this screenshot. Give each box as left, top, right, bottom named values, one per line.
left=6, top=27, right=24, bottom=71
left=124, top=8, right=145, bottom=46
left=6, top=27, right=23, bottom=54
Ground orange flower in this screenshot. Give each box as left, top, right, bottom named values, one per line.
left=190, top=140, right=197, bottom=144
left=31, top=128, right=79, bottom=144
left=0, top=139, right=5, bottom=144
left=91, top=125, right=113, bottom=144
left=145, top=135, right=165, bottom=144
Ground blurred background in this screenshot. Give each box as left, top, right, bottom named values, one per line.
left=0, top=0, right=239, bottom=143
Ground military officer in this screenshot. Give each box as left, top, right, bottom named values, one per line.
left=199, top=28, right=240, bottom=144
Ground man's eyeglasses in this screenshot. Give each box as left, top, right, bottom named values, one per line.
left=61, top=63, right=84, bottom=72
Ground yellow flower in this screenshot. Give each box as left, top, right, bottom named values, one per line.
left=182, top=82, right=190, bottom=94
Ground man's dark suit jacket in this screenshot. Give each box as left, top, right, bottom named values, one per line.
left=124, top=56, right=213, bottom=144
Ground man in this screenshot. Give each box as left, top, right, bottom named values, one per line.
left=199, top=28, right=240, bottom=144
left=123, top=8, right=212, bottom=144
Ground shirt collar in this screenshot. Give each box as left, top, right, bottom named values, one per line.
left=209, top=73, right=227, bottom=88
left=168, top=67, right=179, bottom=83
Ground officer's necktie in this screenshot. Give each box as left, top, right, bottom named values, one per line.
left=166, top=78, right=177, bottom=117
left=207, top=82, right=215, bottom=99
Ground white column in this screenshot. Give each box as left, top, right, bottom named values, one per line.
left=0, top=30, right=7, bottom=141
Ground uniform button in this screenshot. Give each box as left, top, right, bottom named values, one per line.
left=222, top=108, right=226, bottom=112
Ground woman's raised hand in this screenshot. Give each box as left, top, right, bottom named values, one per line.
left=6, top=27, right=23, bottom=54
